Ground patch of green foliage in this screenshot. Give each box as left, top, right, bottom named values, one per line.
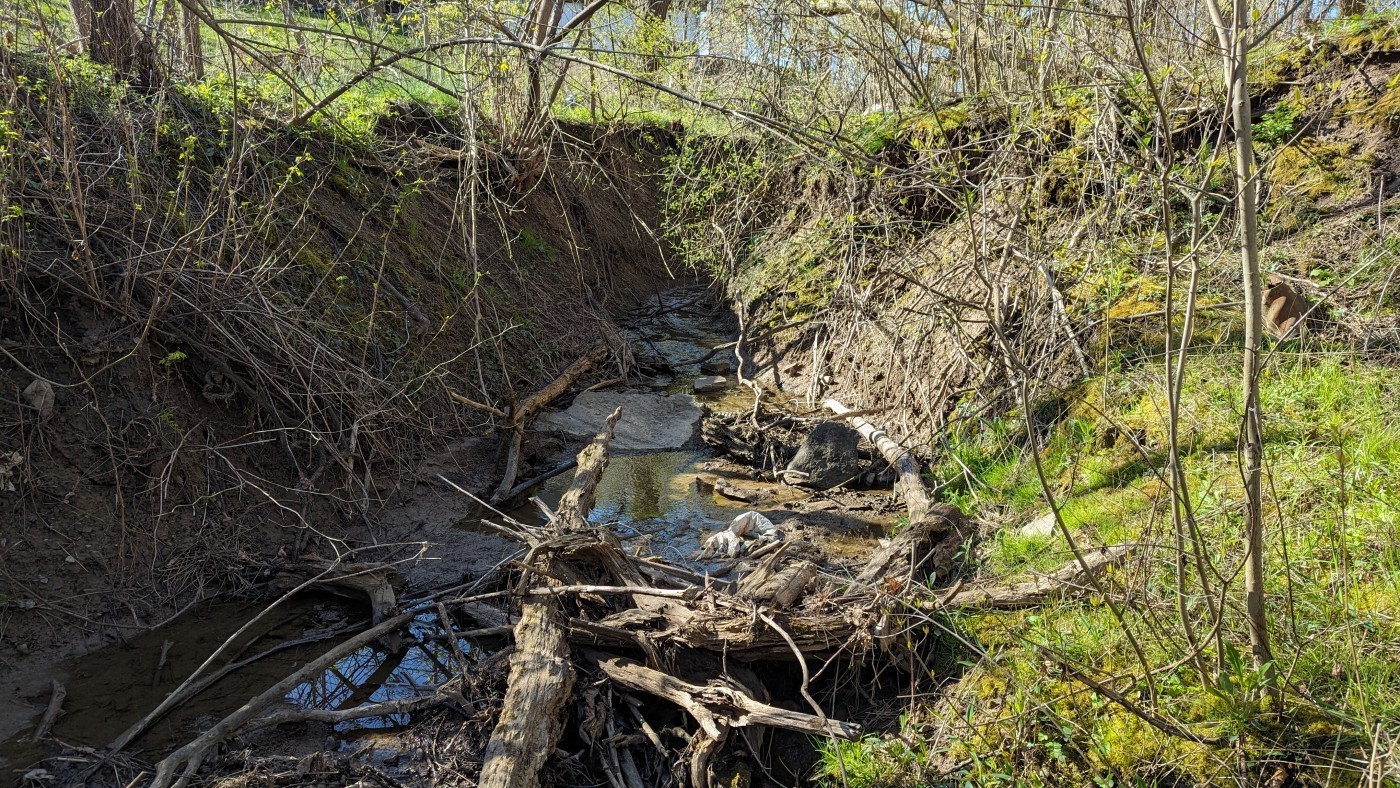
left=841, top=352, right=1400, bottom=787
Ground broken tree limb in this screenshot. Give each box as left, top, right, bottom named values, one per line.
left=490, top=346, right=611, bottom=502
left=448, top=389, right=509, bottom=418
left=825, top=398, right=968, bottom=587
left=478, top=407, right=622, bottom=788
left=525, top=584, right=700, bottom=600
left=554, top=407, right=623, bottom=532
left=855, top=503, right=964, bottom=587
left=233, top=688, right=449, bottom=737
left=490, top=426, right=525, bottom=503
left=597, top=656, right=861, bottom=740
left=824, top=398, right=930, bottom=520
left=509, top=345, right=610, bottom=428
left=952, top=544, right=1133, bottom=609
left=499, top=458, right=578, bottom=503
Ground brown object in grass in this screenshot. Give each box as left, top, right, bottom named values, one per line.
left=1264, top=275, right=1307, bottom=338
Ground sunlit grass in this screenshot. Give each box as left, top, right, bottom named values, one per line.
left=866, top=350, right=1400, bottom=787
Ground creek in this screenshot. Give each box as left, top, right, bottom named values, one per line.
left=0, top=288, right=888, bottom=777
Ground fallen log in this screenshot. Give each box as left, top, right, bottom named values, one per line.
left=825, top=398, right=968, bottom=588
left=951, top=544, right=1133, bottom=609
left=736, top=552, right=816, bottom=607
left=855, top=503, right=964, bottom=588
left=313, top=563, right=399, bottom=625
left=478, top=407, right=622, bottom=788
left=824, top=398, right=930, bottom=520
left=477, top=598, right=573, bottom=788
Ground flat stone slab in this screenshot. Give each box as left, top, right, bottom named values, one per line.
left=694, top=375, right=729, bottom=394
left=537, top=390, right=702, bottom=451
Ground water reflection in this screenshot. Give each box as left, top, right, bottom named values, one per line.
left=521, top=451, right=753, bottom=566
left=284, top=612, right=474, bottom=731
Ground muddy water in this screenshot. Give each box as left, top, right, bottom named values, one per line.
left=512, top=451, right=767, bottom=565
left=0, top=594, right=480, bottom=772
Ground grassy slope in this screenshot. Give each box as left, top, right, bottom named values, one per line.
left=787, top=16, right=1400, bottom=788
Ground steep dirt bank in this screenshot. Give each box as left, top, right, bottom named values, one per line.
left=0, top=53, right=688, bottom=746
left=676, top=24, right=1400, bottom=463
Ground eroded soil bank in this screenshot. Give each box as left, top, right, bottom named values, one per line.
left=0, top=65, right=695, bottom=776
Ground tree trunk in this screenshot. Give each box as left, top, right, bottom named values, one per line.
left=183, top=3, right=203, bottom=79
left=84, top=0, right=157, bottom=84
left=1212, top=0, right=1276, bottom=695
left=67, top=0, right=91, bottom=51
left=87, top=0, right=141, bottom=72
left=1340, top=0, right=1366, bottom=17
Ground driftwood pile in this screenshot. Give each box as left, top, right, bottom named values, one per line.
left=114, top=393, right=1125, bottom=788
left=463, top=399, right=1125, bottom=788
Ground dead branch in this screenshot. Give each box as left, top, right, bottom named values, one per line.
left=150, top=609, right=421, bottom=788
left=31, top=680, right=66, bottom=741
left=509, top=345, right=610, bottom=428
left=597, top=656, right=861, bottom=739
left=491, top=426, right=525, bottom=503
left=448, top=389, right=509, bottom=418
left=478, top=406, right=622, bottom=788
left=498, top=458, right=578, bottom=503
left=233, top=688, right=451, bottom=737
left=952, top=544, right=1133, bottom=609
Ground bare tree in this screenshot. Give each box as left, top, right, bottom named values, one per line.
left=1207, top=0, right=1276, bottom=698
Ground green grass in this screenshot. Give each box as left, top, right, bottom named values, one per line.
left=837, top=351, right=1400, bottom=787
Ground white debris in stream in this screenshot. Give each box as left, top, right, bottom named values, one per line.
left=698, top=511, right=779, bottom=559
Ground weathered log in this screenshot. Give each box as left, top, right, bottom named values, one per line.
left=553, top=408, right=622, bottom=531
left=477, top=597, right=574, bottom=788
left=737, top=554, right=816, bottom=607
left=315, top=563, right=399, bottom=625
left=824, top=398, right=930, bottom=520
left=597, top=656, right=860, bottom=740
left=510, top=345, right=610, bottom=428
left=855, top=503, right=964, bottom=587
left=951, top=544, right=1132, bottom=609
left=478, top=407, right=622, bottom=788
left=825, top=398, right=969, bottom=587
